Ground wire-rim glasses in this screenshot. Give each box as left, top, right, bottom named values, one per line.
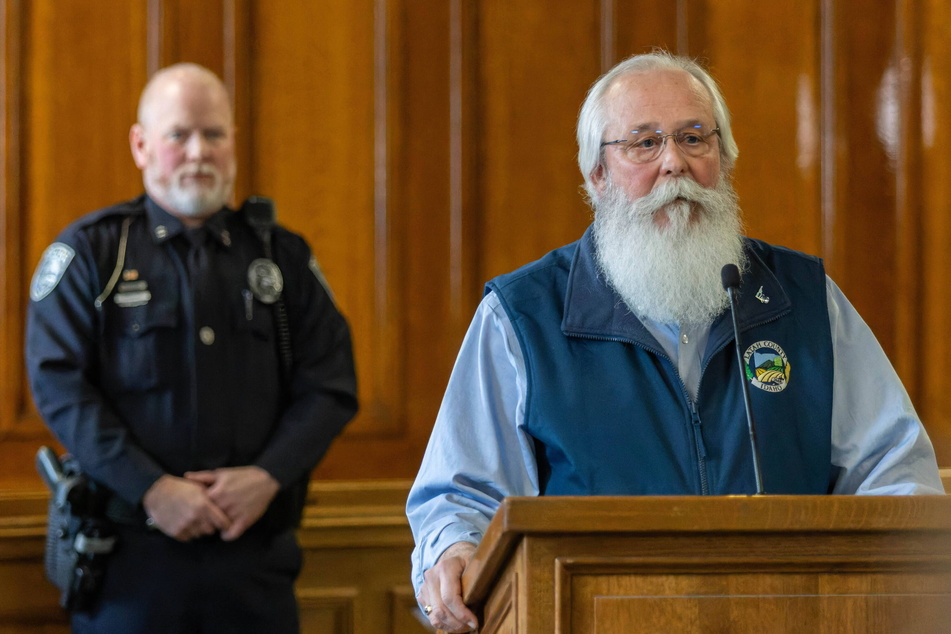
left=600, top=125, right=720, bottom=163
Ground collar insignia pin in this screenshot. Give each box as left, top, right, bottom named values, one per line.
left=755, top=286, right=770, bottom=304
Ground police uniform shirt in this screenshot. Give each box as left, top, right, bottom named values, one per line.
left=26, top=194, right=358, bottom=517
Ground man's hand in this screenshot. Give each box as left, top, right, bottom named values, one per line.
left=141, top=474, right=232, bottom=541
left=184, top=466, right=280, bottom=541
left=417, top=541, right=479, bottom=633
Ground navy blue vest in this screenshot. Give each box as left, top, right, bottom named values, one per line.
left=486, top=228, right=836, bottom=496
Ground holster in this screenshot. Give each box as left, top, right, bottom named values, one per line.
left=44, top=491, right=83, bottom=600
left=39, top=450, right=118, bottom=611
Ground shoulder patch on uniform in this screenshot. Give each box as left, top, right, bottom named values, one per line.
left=30, top=242, right=75, bottom=302
left=309, top=255, right=337, bottom=303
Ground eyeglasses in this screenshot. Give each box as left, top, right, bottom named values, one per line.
left=600, top=125, right=720, bottom=163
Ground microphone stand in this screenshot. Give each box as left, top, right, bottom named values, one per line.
left=721, top=264, right=766, bottom=495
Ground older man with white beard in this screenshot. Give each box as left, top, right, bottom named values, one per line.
left=26, top=63, right=357, bottom=633
left=406, top=51, right=944, bottom=633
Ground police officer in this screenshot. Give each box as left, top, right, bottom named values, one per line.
left=26, top=63, right=358, bottom=633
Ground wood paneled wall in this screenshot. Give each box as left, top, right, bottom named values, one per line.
left=1, top=1, right=950, bottom=631
left=0, top=480, right=429, bottom=633
left=1, top=0, right=950, bottom=511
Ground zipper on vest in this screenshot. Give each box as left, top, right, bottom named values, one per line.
left=689, top=400, right=710, bottom=495
left=569, top=331, right=711, bottom=494
left=691, top=311, right=790, bottom=494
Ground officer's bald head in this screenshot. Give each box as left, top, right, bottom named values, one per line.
left=137, top=63, right=233, bottom=130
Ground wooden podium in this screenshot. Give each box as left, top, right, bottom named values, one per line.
left=457, top=496, right=951, bottom=634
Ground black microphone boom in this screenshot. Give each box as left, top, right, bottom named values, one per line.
left=721, top=263, right=766, bottom=495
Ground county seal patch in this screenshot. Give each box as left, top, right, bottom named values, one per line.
left=743, top=340, right=791, bottom=393
left=30, top=242, right=75, bottom=302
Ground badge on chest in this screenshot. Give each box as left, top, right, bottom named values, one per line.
left=247, top=258, right=283, bottom=304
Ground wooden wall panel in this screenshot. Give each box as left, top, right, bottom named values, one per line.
left=238, top=0, right=467, bottom=478
left=474, top=1, right=600, bottom=283
left=698, top=0, right=824, bottom=258
left=612, top=4, right=680, bottom=61
left=824, top=1, right=904, bottom=357
left=151, top=0, right=226, bottom=72
left=1, top=0, right=149, bottom=486
left=1, top=0, right=951, bottom=629
left=1, top=0, right=950, bottom=483
left=889, top=0, right=926, bottom=406
left=0, top=0, right=26, bottom=452
left=0, top=481, right=425, bottom=634
left=242, top=0, right=380, bottom=435
left=918, top=0, right=951, bottom=460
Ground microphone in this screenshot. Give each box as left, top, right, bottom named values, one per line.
left=721, top=263, right=765, bottom=495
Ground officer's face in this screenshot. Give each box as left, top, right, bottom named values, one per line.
left=131, top=73, right=237, bottom=226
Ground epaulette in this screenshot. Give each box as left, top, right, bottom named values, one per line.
left=66, top=195, right=147, bottom=235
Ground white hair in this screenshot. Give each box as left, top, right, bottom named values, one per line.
left=577, top=51, right=739, bottom=203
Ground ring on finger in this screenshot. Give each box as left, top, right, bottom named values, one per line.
left=423, top=605, right=433, bottom=616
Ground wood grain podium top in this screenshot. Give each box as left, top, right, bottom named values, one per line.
left=462, top=495, right=951, bottom=605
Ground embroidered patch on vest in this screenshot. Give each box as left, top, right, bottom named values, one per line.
left=743, top=340, right=791, bottom=393
left=30, top=242, right=75, bottom=302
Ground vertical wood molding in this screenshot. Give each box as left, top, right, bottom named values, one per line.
left=449, top=0, right=480, bottom=329
left=599, top=0, right=614, bottom=72
left=0, top=0, right=23, bottom=438
left=146, top=0, right=162, bottom=75
left=677, top=0, right=690, bottom=54
left=918, top=0, right=951, bottom=461
left=892, top=0, right=924, bottom=399
left=155, top=1, right=225, bottom=72
left=449, top=0, right=466, bottom=324
left=372, top=0, right=396, bottom=433
left=612, top=4, right=680, bottom=66
left=225, top=0, right=252, bottom=202
left=819, top=0, right=838, bottom=273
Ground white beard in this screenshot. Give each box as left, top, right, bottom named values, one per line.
left=592, top=175, right=747, bottom=325
left=148, top=163, right=232, bottom=219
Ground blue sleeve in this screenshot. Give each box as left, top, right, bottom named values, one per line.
left=406, top=291, right=539, bottom=593
left=252, top=234, right=358, bottom=487
left=26, top=231, right=166, bottom=504
left=827, top=276, right=944, bottom=494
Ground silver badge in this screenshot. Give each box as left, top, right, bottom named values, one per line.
left=31, top=242, right=75, bottom=302
left=247, top=258, right=283, bottom=304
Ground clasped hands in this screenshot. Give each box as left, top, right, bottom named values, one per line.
left=141, top=466, right=279, bottom=542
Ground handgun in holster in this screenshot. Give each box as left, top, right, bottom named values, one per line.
left=36, top=446, right=117, bottom=611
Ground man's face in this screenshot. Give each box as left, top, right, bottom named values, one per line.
left=594, top=69, right=721, bottom=227
left=130, top=75, right=236, bottom=225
